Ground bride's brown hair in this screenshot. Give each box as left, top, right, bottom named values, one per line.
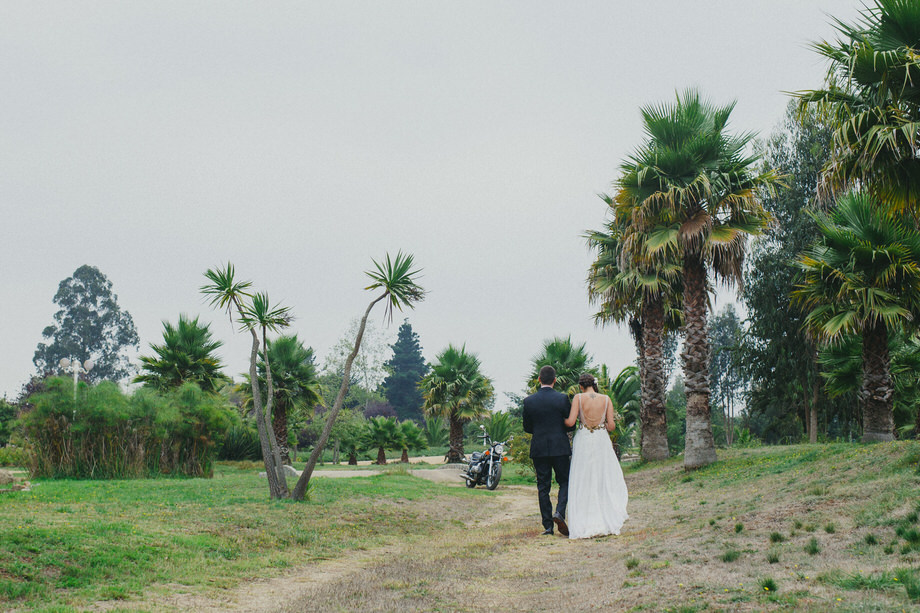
left=578, top=373, right=599, bottom=392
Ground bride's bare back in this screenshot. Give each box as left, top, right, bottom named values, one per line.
left=565, top=391, right=616, bottom=432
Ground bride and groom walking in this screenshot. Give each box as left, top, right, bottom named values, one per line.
left=522, top=365, right=629, bottom=539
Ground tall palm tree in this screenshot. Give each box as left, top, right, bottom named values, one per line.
left=239, top=334, right=323, bottom=464
left=797, top=0, right=920, bottom=212
left=420, top=344, right=494, bottom=463
left=134, top=315, right=228, bottom=393
left=202, top=265, right=292, bottom=499
left=292, top=252, right=425, bottom=499
left=587, top=200, right=682, bottom=461
left=527, top=336, right=595, bottom=396
left=793, top=190, right=920, bottom=441
left=620, top=89, right=778, bottom=468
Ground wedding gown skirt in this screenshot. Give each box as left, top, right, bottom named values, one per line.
left=567, top=427, right=629, bottom=539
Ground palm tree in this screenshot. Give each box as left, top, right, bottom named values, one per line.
left=797, top=0, right=920, bottom=212
left=620, top=89, right=778, bottom=468
left=202, top=265, right=292, bottom=499
left=239, top=334, right=323, bottom=464
left=292, top=252, right=425, bottom=499
left=587, top=202, right=682, bottom=461
left=423, top=415, right=449, bottom=447
left=420, top=344, right=494, bottom=463
left=599, top=364, right=642, bottom=458
left=361, top=416, right=403, bottom=465
left=793, top=190, right=920, bottom=441
left=398, top=420, right=428, bottom=463
left=134, top=315, right=229, bottom=393
left=527, top=336, right=594, bottom=396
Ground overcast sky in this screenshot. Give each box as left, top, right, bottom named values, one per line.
left=2, top=1, right=861, bottom=407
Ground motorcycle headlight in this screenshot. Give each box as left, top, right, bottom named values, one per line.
left=495, top=444, right=505, bottom=454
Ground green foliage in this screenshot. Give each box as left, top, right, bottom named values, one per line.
left=361, top=416, right=404, bottom=464
left=709, top=305, right=743, bottom=445
left=382, top=319, right=428, bottom=421
left=482, top=411, right=514, bottom=442
left=0, top=445, right=28, bottom=467
left=760, top=577, right=778, bottom=593
left=0, top=398, right=17, bottom=447
left=527, top=336, right=595, bottom=396
left=422, top=415, right=448, bottom=447
left=398, top=420, right=428, bottom=453
left=766, top=551, right=780, bottom=564
left=20, top=377, right=236, bottom=478
left=217, top=425, right=261, bottom=461
left=720, top=549, right=741, bottom=562
left=805, top=537, right=820, bottom=555
left=33, top=265, right=139, bottom=382
left=135, top=314, right=228, bottom=393
left=769, top=532, right=785, bottom=543
left=508, top=431, right=534, bottom=477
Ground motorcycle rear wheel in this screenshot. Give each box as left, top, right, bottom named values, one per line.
left=465, top=475, right=477, bottom=488
left=486, top=463, right=502, bottom=490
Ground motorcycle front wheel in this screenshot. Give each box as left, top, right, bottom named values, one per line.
left=486, top=463, right=502, bottom=490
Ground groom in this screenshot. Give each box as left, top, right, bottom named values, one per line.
left=523, top=365, right=573, bottom=536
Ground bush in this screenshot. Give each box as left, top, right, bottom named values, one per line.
left=0, top=398, right=17, bottom=446
left=0, top=445, right=28, bottom=467
left=218, top=425, right=261, bottom=461
left=20, top=378, right=236, bottom=479
left=508, top=431, right=534, bottom=477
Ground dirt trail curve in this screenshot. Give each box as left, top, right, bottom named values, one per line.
left=122, top=468, right=537, bottom=613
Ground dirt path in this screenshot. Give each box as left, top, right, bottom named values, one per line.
left=138, top=473, right=536, bottom=613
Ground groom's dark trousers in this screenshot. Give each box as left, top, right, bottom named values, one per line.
left=523, top=386, right=573, bottom=531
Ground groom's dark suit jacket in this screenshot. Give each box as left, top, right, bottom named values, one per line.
left=522, top=386, right=573, bottom=458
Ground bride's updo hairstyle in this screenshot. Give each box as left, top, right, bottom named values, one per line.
left=578, top=373, right=599, bottom=393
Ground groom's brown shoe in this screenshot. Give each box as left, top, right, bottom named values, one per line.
left=553, top=513, right=569, bottom=536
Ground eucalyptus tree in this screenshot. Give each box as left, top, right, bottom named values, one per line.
left=797, top=0, right=920, bottom=212
left=291, top=252, right=425, bottom=499
left=135, top=315, right=228, bottom=394
left=239, top=334, right=322, bottom=464
left=202, top=266, right=293, bottom=498
left=618, top=89, right=778, bottom=468
left=793, top=191, right=920, bottom=441
left=527, top=336, right=595, bottom=396
left=420, top=344, right=494, bottom=463
left=34, top=265, right=139, bottom=383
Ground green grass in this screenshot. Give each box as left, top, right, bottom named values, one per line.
left=0, top=463, right=480, bottom=610
left=720, top=549, right=741, bottom=563
left=805, top=537, right=820, bottom=555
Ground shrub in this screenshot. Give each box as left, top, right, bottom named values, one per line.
left=0, top=445, right=28, bottom=467
left=508, top=431, right=534, bottom=477
left=218, top=425, right=261, bottom=461
left=0, top=398, right=17, bottom=446
left=20, top=378, right=236, bottom=479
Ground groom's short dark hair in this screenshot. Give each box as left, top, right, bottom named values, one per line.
left=538, top=365, right=556, bottom=385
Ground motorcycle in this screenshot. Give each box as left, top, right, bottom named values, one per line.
left=461, top=424, right=512, bottom=490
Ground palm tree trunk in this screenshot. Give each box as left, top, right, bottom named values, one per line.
left=348, top=452, right=358, bottom=465
left=640, top=297, right=669, bottom=460
left=376, top=446, right=387, bottom=465
left=291, top=292, right=388, bottom=500
left=447, top=416, right=465, bottom=463
left=271, top=405, right=291, bottom=465
left=681, top=254, right=717, bottom=469
left=861, top=321, right=894, bottom=442
left=401, top=449, right=409, bottom=463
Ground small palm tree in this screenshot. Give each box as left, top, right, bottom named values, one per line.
left=423, top=415, right=449, bottom=447
left=239, top=334, right=323, bottom=464
left=135, top=315, right=229, bottom=393
left=793, top=190, right=920, bottom=441
left=599, top=365, right=642, bottom=458
left=292, top=252, right=425, bottom=499
left=482, top=411, right=514, bottom=443
left=528, top=336, right=595, bottom=396
left=420, top=344, right=494, bottom=463
left=398, top=420, right=428, bottom=463
left=361, top=416, right=403, bottom=465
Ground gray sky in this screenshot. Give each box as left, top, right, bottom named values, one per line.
left=2, top=1, right=860, bottom=406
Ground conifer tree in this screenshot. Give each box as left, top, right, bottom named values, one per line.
left=382, top=319, right=428, bottom=421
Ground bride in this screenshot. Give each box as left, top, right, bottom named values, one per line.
left=564, top=373, right=629, bottom=539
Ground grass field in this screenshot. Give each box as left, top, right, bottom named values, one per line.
left=2, top=442, right=919, bottom=611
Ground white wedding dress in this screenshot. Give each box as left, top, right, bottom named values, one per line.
left=567, top=400, right=629, bottom=539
